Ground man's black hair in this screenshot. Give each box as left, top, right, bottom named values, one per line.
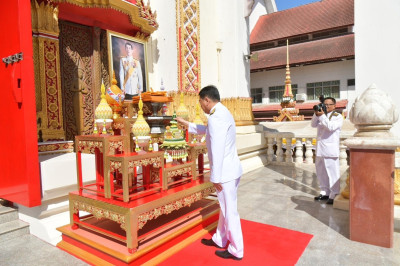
left=199, top=85, right=220, bottom=102
left=125, top=42, right=133, bottom=49
left=324, top=97, right=336, bottom=104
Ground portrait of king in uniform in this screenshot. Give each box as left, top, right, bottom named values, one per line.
left=108, top=31, right=147, bottom=100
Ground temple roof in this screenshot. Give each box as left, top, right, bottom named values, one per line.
left=52, top=0, right=158, bottom=37
left=250, top=34, right=354, bottom=71
left=250, top=0, right=354, bottom=45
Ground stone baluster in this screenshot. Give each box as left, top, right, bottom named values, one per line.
left=305, top=138, right=314, bottom=164
left=276, top=137, right=283, bottom=162
left=267, top=137, right=275, bottom=162
left=295, top=139, right=303, bottom=164
left=285, top=138, right=293, bottom=163
left=339, top=140, right=348, bottom=167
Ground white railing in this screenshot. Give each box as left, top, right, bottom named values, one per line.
left=261, top=120, right=356, bottom=167
left=265, top=133, right=350, bottom=166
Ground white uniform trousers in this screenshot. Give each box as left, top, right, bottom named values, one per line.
left=212, top=177, right=244, bottom=258
left=315, top=156, right=340, bottom=199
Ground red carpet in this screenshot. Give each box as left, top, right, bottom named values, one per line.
left=160, top=219, right=313, bottom=266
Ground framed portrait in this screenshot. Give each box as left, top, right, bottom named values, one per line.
left=107, top=30, right=148, bottom=100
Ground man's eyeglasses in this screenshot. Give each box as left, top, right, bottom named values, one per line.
left=325, top=104, right=335, bottom=106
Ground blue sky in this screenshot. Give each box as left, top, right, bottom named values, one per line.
left=275, top=0, right=320, bottom=11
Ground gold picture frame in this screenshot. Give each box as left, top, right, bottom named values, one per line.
left=107, top=30, right=148, bottom=99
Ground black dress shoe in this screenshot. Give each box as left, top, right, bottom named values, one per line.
left=201, top=238, right=222, bottom=248
left=215, top=250, right=242, bottom=261
left=326, top=198, right=334, bottom=205
left=314, top=194, right=329, bottom=201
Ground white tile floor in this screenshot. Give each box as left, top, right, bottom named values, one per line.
left=1, top=164, right=399, bottom=265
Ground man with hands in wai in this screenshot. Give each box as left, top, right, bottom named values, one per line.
left=176, top=85, right=243, bottom=261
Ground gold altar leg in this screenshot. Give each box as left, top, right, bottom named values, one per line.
left=128, top=212, right=138, bottom=253
left=123, top=159, right=130, bottom=202
left=104, top=156, right=111, bottom=198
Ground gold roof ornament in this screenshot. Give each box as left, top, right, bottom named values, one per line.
left=176, top=92, right=189, bottom=120
left=282, top=39, right=293, bottom=100
left=131, top=94, right=150, bottom=137
left=273, top=40, right=304, bottom=122
left=95, top=81, right=113, bottom=120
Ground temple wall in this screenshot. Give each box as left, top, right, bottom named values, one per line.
left=147, top=0, right=178, bottom=92
left=249, top=0, right=274, bottom=32
left=354, top=0, right=400, bottom=137
left=199, top=0, right=252, bottom=98
left=251, top=60, right=355, bottom=106
left=148, top=0, right=261, bottom=97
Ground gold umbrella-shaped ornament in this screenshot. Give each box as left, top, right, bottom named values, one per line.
left=94, top=81, right=113, bottom=134
left=131, top=94, right=151, bottom=151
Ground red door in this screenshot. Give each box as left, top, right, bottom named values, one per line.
left=0, top=0, right=41, bottom=206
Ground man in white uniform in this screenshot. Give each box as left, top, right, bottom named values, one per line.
left=311, top=97, right=343, bottom=205
left=176, top=85, right=244, bottom=260
left=119, top=42, right=143, bottom=100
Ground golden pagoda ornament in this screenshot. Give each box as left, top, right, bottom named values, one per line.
left=106, top=71, right=124, bottom=119
left=273, top=40, right=304, bottom=122
left=95, top=81, right=113, bottom=134
left=131, top=94, right=151, bottom=151
left=176, top=92, right=189, bottom=120
left=160, top=112, right=189, bottom=163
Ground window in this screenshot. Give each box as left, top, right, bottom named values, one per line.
left=251, top=88, right=263, bottom=103
left=268, top=84, right=298, bottom=103
left=307, top=80, right=340, bottom=100
left=347, top=79, right=355, bottom=86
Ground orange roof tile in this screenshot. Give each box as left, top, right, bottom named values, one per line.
left=250, top=0, right=354, bottom=45
left=250, top=34, right=354, bottom=71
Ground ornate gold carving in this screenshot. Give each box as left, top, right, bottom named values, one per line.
left=137, top=186, right=215, bottom=229
left=177, top=0, right=200, bottom=92
left=33, top=30, right=66, bottom=140
left=38, top=141, right=74, bottom=155
left=72, top=200, right=126, bottom=230
left=109, top=140, right=124, bottom=154
left=135, top=31, right=149, bottom=41
left=78, top=140, right=104, bottom=154
left=92, top=27, right=102, bottom=110
left=31, top=0, right=59, bottom=36
left=59, top=21, right=95, bottom=139
left=167, top=167, right=192, bottom=179
left=167, top=91, right=206, bottom=123
left=52, top=0, right=158, bottom=34
left=110, top=156, right=162, bottom=172
left=221, top=97, right=258, bottom=126
left=110, top=161, right=122, bottom=172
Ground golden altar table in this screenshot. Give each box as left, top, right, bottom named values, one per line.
left=75, top=135, right=128, bottom=196
left=106, top=151, right=164, bottom=202
left=68, top=177, right=215, bottom=253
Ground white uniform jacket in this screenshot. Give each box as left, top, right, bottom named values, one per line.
left=311, top=111, right=343, bottom=157
left=188, top=102, right=243, bottom=183
left=119, top=56, right=143, bottom=95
